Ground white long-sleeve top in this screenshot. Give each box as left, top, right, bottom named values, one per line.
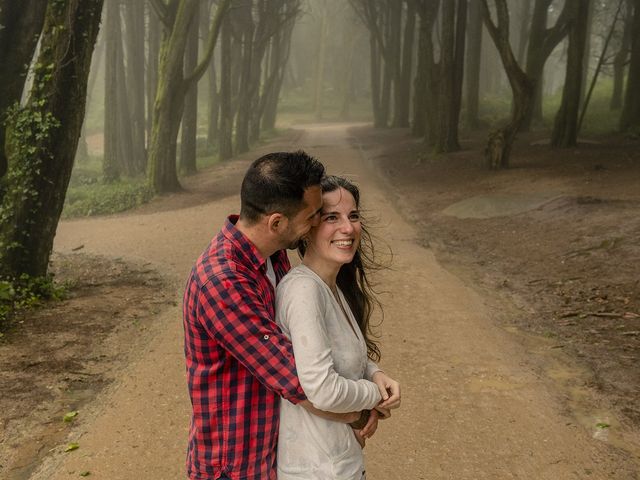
left=275, top=264, right=381, bottom=480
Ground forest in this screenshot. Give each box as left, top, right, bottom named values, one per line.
left=1, top=0, right=640, bottom=478
left=0, top=0, right=639, bottom=294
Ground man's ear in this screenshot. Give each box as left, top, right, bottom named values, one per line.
left=267, top=213, right=287, bottom=233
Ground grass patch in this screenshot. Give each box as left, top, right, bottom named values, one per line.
left=63, top=179, right=153, bottom=218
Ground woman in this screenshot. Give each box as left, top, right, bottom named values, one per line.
left=275, top=175, right=398, bottom=479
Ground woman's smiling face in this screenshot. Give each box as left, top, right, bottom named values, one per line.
left=305, top=187, right=362, bottom=268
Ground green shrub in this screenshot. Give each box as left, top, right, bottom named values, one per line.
left=63, top=180, right=154, bottom=218
left=0, top=274, right=66, bottom=334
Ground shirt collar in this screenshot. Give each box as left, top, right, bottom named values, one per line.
left=222, top=215, right=268, bottom=272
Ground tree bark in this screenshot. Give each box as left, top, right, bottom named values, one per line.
left=125, top=0, right=147, bottom=173
left=234, top=0, right=255, bottom=154
left=620, top=0, right=640, bottom=131
left=465, top=0, right=483, bottom=129
left=611, top=0, right=632, bottom=110
left=147, top=3, right=161, bottom=152
left=521, top=0, right=572, bottom=131
left=551, top=0, right=590, bottom=147
left=218, top=15, right=233, bottom=160
left=0, top=0, right=48, bottom=181
left=0, top=0, right=103, bottom=279
left=392, top=0, right=416, bottom=128
left=313, top=0, right=329, bottom=120
left=104, top=0, right=123, bottom=182
left=180, top=6, right=199, bottom=174
left=481, top=0, right=534, bottom=168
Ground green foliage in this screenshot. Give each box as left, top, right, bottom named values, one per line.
left=0, top=274, right=66, bottom=333
left=63, top=179, right=154, bottom=218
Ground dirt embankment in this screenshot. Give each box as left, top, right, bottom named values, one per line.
left=352, top=126, right=640, bottom=427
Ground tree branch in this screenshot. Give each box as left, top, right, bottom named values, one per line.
left=185, top=0, right=233, bottom=86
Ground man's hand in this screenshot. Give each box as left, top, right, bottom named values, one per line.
left=359, top=408, right=379, bottom=439
left=372, top=371, right=401, bottom=409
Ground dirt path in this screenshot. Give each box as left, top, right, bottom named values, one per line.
left=36, top=124, right=640, bottom=479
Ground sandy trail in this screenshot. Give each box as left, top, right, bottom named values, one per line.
left=39, top=124, right=639, bottom=479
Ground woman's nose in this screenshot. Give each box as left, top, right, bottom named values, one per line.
left=339, top=217, right=354, bottom=233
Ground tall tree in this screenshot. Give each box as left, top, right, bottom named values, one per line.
left=124, top=0, right=147, bottom=172
left=392, top=0, right=417, bottom=128
left=521, top=0, right=572, bottom=131
left=434, top=0, right=467, bottom=153
left=147, top=4, right=161, bottom=151
left=218, top=13, right=233, bottom=160
left=147, top=0, right=231, bottom=193
left=464, top=0, right=483, bottom=129
left=180, top=6, right=199, bottom=173
left=620, top=0, right=640, bottom=131
left=0, top=0, right=48, bottom=182
left=481, top=0, right=534, bottom=168
left=611, top=0, right=632, bottom=110
left=412, top=0, right=440, bottom=137
left=0, top=0, right=103, bottom=279
left=551, top=0, right=590, bottom=147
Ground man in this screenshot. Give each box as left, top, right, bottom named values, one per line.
left=183, top=151, right=399, bottom=480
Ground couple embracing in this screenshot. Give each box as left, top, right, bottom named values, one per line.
left=183, top=151, right=401, bottom=480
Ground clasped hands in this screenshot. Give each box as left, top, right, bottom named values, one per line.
left=353, top=371, right=401, bottom=447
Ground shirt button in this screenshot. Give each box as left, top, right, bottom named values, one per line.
left=263, top=334, right=270, bottom=340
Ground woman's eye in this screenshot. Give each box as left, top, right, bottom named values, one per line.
left=349, top=213, right=361, bottom=221
left=324, top=215, right=337, bottom=222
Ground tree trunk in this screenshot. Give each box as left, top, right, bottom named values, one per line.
left=465, top=0, right=483, bottom=129
left=218, top=16, right=233, bottom=160
left=0, top=0, right=48, bottom=181
left=147, top=4, right=161, bottom=152
left=434, top=0, right=456, bottom=152
left=370, top=33, right=384, bottom=127
left=180, top=8, right=199, bottom=174
left=516, top=0, right=532, bottom=65
left=313, top=1, right=328, bottom=120
left=234, top=0, right=255, bottom=154
left=104, top=0, right=122, bottom=182
left=611, top=1, right=632, bottom=110
left=620, top=0, right=640, bottom=131
left=392, top=0, right=416, bottom=128
left=125, top=0, right=147, bottom=173
left=200, top=0, right=220, bottom=147
left=148, top=0, right=231, bottom=193
left=551, top=0, right=590, bottom=147
left=481, top=0, right=535, bottom=168
left=0, top=0, right=103, bottom=279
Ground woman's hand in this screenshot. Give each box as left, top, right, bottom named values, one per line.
left=374, top=405, right=391, bottom=419
left=372, top=371, right=401, bottom=409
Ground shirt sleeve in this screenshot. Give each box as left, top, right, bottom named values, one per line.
left=365, top=360, right=382, bottom=381
left=278, top=276, right=381, bottom=413
left=197, top=270, right=306, bottom=404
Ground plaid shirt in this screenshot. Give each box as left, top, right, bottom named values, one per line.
left=183, top=215, right=306, bottom=480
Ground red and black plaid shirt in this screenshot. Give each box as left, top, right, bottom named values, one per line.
left=183, top=215, right=306, bottom=480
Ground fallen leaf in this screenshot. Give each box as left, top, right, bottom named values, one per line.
left=79, top=472, right=90, bottom=477
left=63, top=411, right=79, bottom=422
left=65, top=443, right=80, bottom=452
left=596, top=423, right=610, bottom=429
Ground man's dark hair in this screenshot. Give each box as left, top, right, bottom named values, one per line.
left=240, top=150, right=325, bottom=224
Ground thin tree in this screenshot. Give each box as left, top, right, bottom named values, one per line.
left=551, top=0, right=590, bottom=148
left=180, top=6, right=199, bottom=174
left=619, top=0, right=640, bottom=131
left=465, top=0, right=483, bottom=129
